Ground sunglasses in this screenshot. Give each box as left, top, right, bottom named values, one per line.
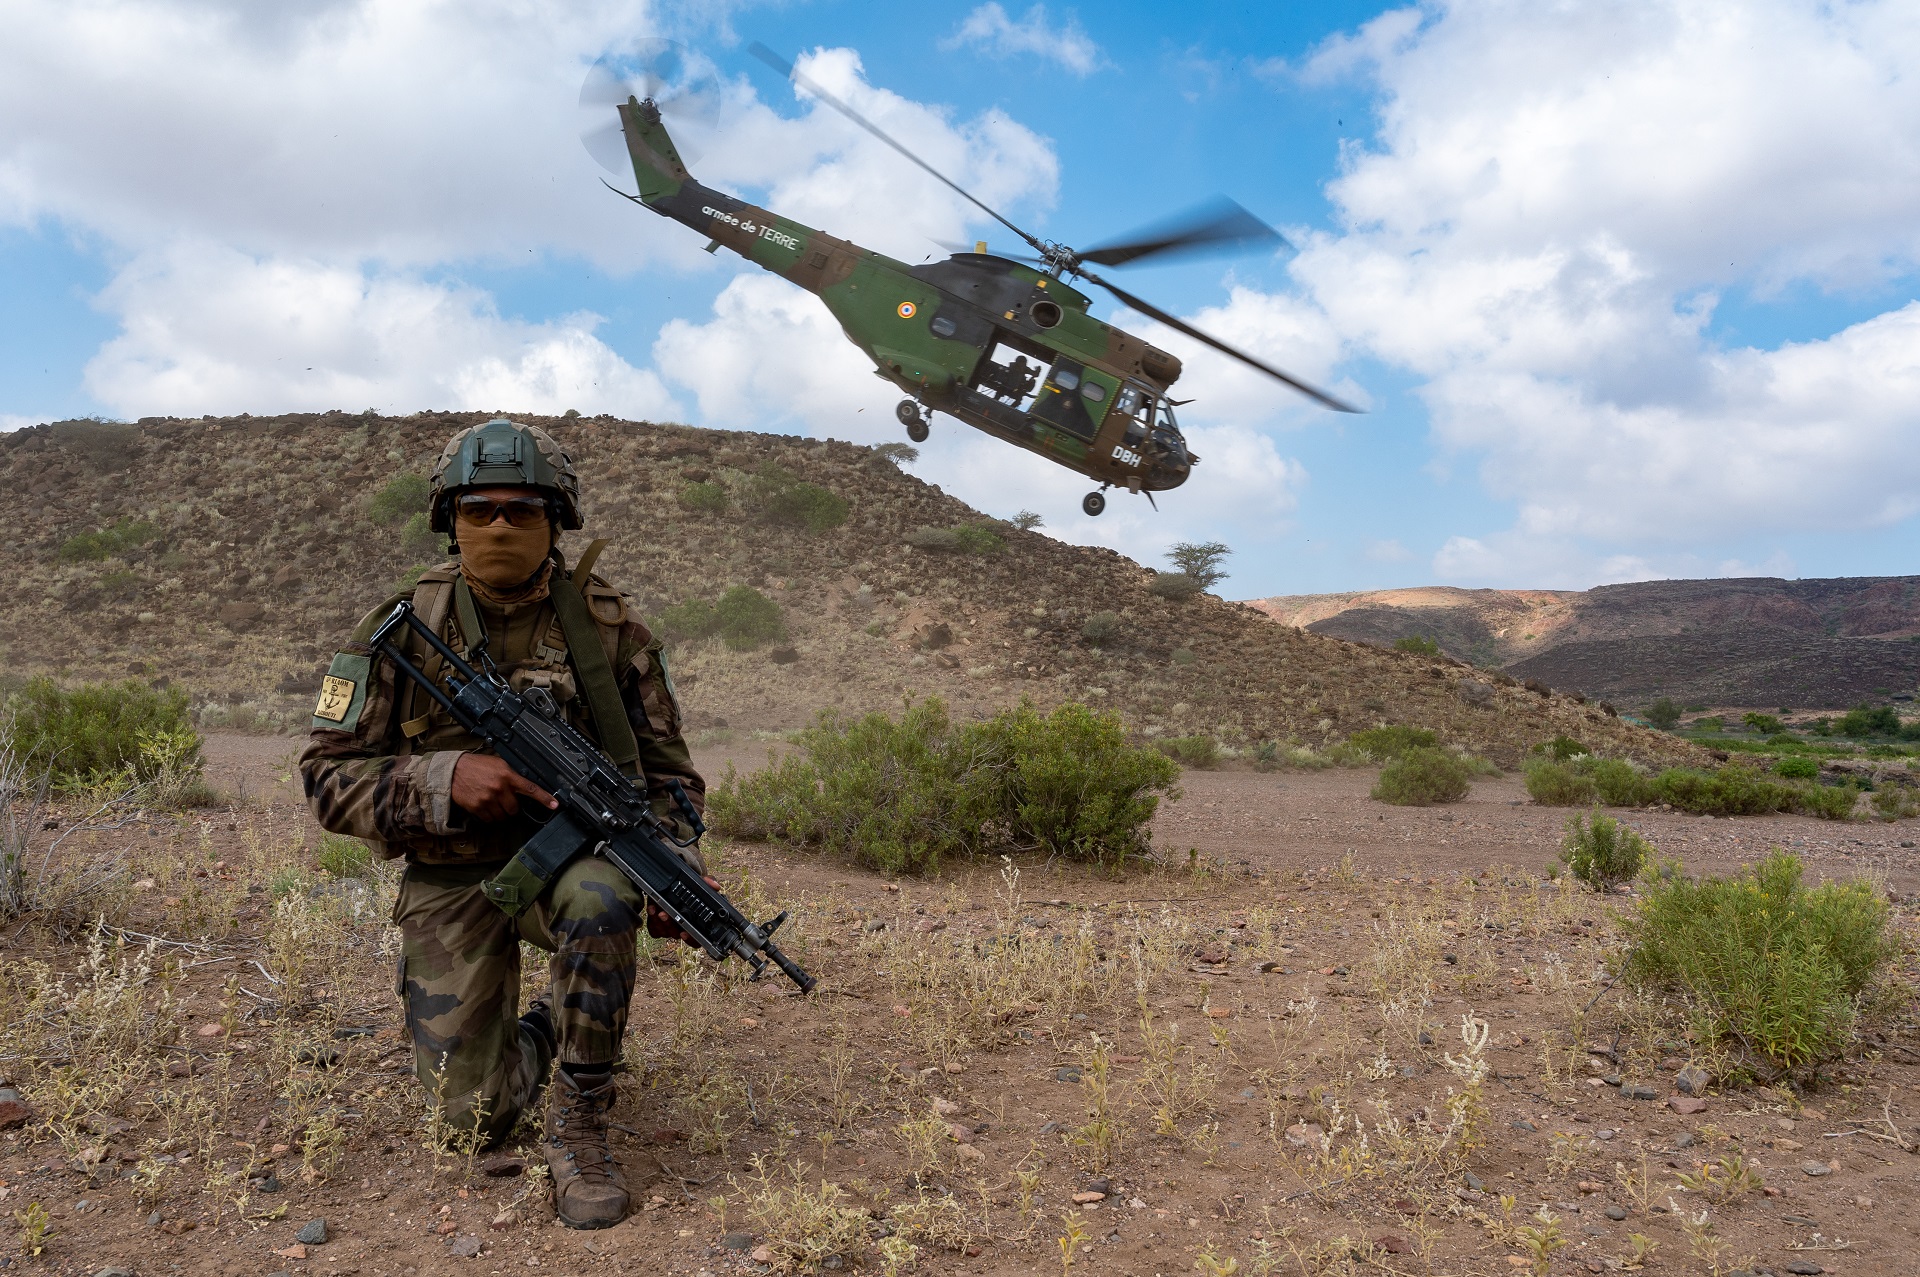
left=454, top=494, right=553, bottom=528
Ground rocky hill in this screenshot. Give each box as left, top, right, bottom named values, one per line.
left=1253, top=578, right=1920, bottom=709
left=1, top=413, right=1696, bottom=767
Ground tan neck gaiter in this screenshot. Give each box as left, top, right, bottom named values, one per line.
left=455, top=521, right=555, bottom=609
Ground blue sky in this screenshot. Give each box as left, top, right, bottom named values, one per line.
left=4, top=0, right=1919, bottom=599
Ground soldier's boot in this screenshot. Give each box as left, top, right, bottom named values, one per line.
left=542, top=1067, right=627, bottom=1229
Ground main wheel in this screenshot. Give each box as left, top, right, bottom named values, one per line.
left=895, top=399, right=921, bottom=427
left=1082, top=490, right=1106, bottom=517
left=907, top=418, right=930, bottom=443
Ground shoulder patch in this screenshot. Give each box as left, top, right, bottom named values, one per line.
left=312, top=651, right=371, bottom=731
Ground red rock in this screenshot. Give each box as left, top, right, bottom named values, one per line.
left=1374, top=1234, right=1410, bottom=1254
left=1668, top=1096, right=1708, bottom=1115
left=0, top=1099, right=32, bottom=1130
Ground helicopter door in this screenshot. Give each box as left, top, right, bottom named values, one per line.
left=1031, top=357, right=1118, bottom=441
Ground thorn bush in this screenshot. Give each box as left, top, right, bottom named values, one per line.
left=1556, top=811, right=1650, bottom=891
left=1370, top=746, right=1476, bottom=806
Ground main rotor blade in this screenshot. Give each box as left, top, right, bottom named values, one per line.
left=748, top=42, right=1043, bottom=254
left=1082, top=197, right=1287, bottom=268
left=1082, top=269, right=1359, bottom=413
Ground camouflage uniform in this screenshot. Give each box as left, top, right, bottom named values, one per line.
left=300, top=564, right=704, bottom=1143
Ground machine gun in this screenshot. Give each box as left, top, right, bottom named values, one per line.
left=367, top=600, right=815, bottom=993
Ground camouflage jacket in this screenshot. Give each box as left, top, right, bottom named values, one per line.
left=299, top=563, right=705, bottom=868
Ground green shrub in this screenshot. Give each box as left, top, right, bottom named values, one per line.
left=316, top=833, right=372, bottom=878
left=1585, top=757, right=1652, bottom=806
left=1080, top=611, right=1122, bottom=644
left=1557, top=811, right=1650, bottom=890
left=57, top=518, right=158, bottom=563
left=399, top=511, right=440, bottom=556
left=1169, top=647, right=1196, bottom=667
left=1691, top=716, right=1725, bottom=733
left=710, top=697, right=1179, bottom=872
left=1, top=677, right=201, bottom=788
left=905, top=523, right=1003, bottom=555
left=1645, top=697, right=1681, bottom=730
left=1796, top=783, right=1861, bottom=821
left=1526, top=758, right=1596, bottom=805
left=1622, top=852, right=1896, bottom=1079
left=369, top=473, right=430, bottom=525
left=659, top=586, right=785, bottom=650
left=1392, top=635, right=1441, bottom=657
left=1148, top=572, right=1203, bottom=601
left=1742, top=712, right=1784, bottom=735
left=1774, top=756, right=1820, bottom=780
left=1837, top=704, right=1900, bottom=737
left=1869, top=786, right=1919, bottom=821
left=1157, top=735, right=1220, bottom=768
left=1349, top=725, right=1438, bottom=760
left=750, top=466, right=848, bottom=533
left=1540, top=735, right=1590, bottom=761
left=679, top=480, right=728, bottom=514
left=1372, top=747, right=1475, bottom=805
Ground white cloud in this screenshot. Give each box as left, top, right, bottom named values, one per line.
left=1279, top=0, right=1920, bottom=586
left=943, top=4, right=1103, bottom=77
left=84, top=242, right=678, bottom=419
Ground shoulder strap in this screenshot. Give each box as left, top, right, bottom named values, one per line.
left=549, top=575, right=642, bottom=772
left=571, top=537, right=609, bottom=586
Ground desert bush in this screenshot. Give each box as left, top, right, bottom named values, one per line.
left=679, top=480, right=728, bottom=513
left=1557, top=812, right=1650, bottom=891
left=368, top=472, right=430, bottom=525
left=1540, top=735, right=1590, bottom=761
left=1622, top=852, right=1896, bottom=1079
left=1080, top=611, right=1122, bottom=644
left=1584, top=757, right=1653, bottom=806
left=1773, top=756, right=1820, bottom=780
left=1147, top=571, right=1203, bottom=600
left=1349, top=725, right=1438, bottom=760
left=1165, top=540, right=1231, bottom=589
left=710, top=697, right=1178, bottom=872
left=1869, top=786, right=1919, bottom=821
left=1157, top=735, right=1220, bottom=768
left=57, top=518, right=158, bottom=563
left=1169, top=647, right=1196, bottom=666
left=1836, top=704, right=1900, bottom=737
left=659, top=586, right=785, bottom=651
left=1372, top=747, right=1475, bottom=806
left=905, top=523, right=1004, bottom=555
left=2, top=677, right=201, bottom=787
left=749, top=466, right=848, bottom=533
left=398, top=511, right=440, bottom=556
left=1393, top=635, right=1441, bottom=657
left=1742, top=712, right=1784, bottom=735
left=1525, top=758, right=1597, bottom=806
left=1644, top=698, right=1681, bottom=730
left=316, top=833, right=373, bottom=878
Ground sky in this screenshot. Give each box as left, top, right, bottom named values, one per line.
left=3, top=0, right=1919, bottom=599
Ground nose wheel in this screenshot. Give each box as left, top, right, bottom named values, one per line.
left=895, top=399, right=930, bottom=443
left=1082, top=490, right=1106, bottom=517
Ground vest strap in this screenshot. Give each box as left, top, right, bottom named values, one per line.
left=549, top=575, right=641, bottom=772
left=572, top=537, right=609, bottom=586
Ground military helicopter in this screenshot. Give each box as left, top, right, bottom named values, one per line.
left=582, top=44, right=1357, bottom=517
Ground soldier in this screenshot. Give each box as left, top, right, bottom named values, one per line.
left=300, top=418, right=705, bottom=1230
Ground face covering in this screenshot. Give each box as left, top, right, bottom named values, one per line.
left=455, top=519, right=554, bottom=606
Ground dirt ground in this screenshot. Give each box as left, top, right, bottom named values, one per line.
left=2, top=734, right=1916, bottom=1277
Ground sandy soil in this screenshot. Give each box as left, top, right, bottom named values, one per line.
left=2, top=734, right=1914, bottom=1277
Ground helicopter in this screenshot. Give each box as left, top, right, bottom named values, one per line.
left=584, top=44, right=1357, bottom=517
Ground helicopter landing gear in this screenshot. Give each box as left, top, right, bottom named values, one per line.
left=895, top=398, right=930, bottom=443
left=1082, top=489, right=1107, bottom=517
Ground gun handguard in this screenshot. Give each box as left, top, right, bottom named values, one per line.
left=367, top=601, right=815, bottom=993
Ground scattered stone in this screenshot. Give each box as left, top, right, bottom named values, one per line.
left=1673, top=1065, right=1711, bottom=1096
left=1673, top=1131, right=1697, bottom=1148
left=0, top=1096, right=31, bottom=1130
left=489, top=1210, right=518, bottom=1230
left=1622, top=1083, right=1658, bottom=1101
left=1512, top=1119, right=1537, bottom=1132
left=911, top=917, right=946, bottom=934
left=195, top=1022, right=226, bottom=1038
left=1456, top=679, right=1495, bottom=708
left=1463, top=1172, right=1486, bottom=1192
left=331, top=1024, right=379, bottom=1039
left=931, top=1097, right=962, bottom=1117
left=1602, top=1073, right=1623, bottom=1087
left=253, top=1174, right=282, bottom=1193
left=723, top=1232, right=755, bottom=1251
left=1418, top=1030, right=1433, bottom=1045
left=751, top=1247, right=774, bottom=1264
left=954, top=1144, right=986, bottom=1163
left=1781, top=1214, right=1818, bottom=1227
left=92, top=1268, right=133, bottom=1277
left=1604, top=1206, right=1627, bottom=1221
left=446, top=1234, right=483, bottom=1258
left=163, top=1059, right=191, bottom=1079
left=1072, top=1191, right=1107, bottom=1203
left=296, top=1218, right=328, bottom=1245
left=481, top=1154, right=524, bottom=1178
left=272, top=1244, right=307, bottom=1261
left=1668, top=1096, right=1708, bottom=1116
left=1595, top=1129, right=1616, bottom=1141
left=1257, top=960, right=1284, bottom=974
left=648, top=1128, right=687, bottom=1144
left=862, top=918, right=888, bottom=933
left=1581, top=1225, right=1609, bottom=1237
left=1054, top=1066, right=1082, bottom=1083
left=1801, top=1161, right=1832, bottom=1177
left=1374, top=1233, right=1410, bottom=1254
left=768, top=646, right=799, bottom=665
left=146, top=1211, right=162, bottom=1228
left=1282, top=1122, right=1324, bottom=1150
left=1782, top=1263, right=1825, bottom=1276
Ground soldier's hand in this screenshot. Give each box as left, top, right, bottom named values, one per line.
left=646, top=876, right=721, bottom=947
left=450, top=753, right=558, bottom=821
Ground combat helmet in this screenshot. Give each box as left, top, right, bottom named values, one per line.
left=429, top=418, right=584, bottom=532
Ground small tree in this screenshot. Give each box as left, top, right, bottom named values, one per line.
left=1393, top=635, right=1441, bottom=657
left=1010, top=510, right=1044, bottom=531
left=1645, top=698, right=1681, bottom=730
left=871, top=441, right=918, bottom=465
left=1166, top=541, right=1231, bottom=589
left=1742, top=712, right=1783, bottom=735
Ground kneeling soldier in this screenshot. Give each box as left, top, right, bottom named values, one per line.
left=300, top=418, right=704, bottom=1229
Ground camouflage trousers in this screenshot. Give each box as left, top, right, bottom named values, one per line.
left=391, top=856, right=644, bottom=1143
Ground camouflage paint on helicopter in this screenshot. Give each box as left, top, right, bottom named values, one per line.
left=616, top=98, right=1195, bottom=513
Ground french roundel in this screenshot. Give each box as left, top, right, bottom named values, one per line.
left=897, top=301, right=917, bottom=319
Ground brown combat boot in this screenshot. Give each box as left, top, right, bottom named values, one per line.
left=542, top=1067, right=628, bottom=1229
